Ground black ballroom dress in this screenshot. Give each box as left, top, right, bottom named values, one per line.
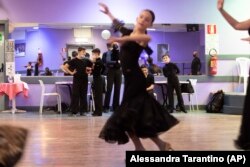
left=99, top=21, right=179, bottom=145
left=235, top=28, right=250, bottom=150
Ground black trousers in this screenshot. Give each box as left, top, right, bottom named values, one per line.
left=167, top=79, right=184, bottom=110
left=93, top=76, right=103, bottom=114
left=104, top=68, right=122, bottom=111
left=70, top=77, right=88, bottom=114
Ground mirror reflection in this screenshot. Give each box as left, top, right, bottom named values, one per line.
left=11, top=23, right=205, bottom=76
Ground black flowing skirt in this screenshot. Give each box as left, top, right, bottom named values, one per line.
left=235, top=77, right=250, bottom=150
left=99, top=92, right=179, bottom=144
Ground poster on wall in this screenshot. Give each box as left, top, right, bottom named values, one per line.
left=15, top=42, right=26, bottom=57
left=5, top=62, right=15, bottom=76
left=157, top=44, right=169, bottom=62
left=5, top=39, right=15, bottom=53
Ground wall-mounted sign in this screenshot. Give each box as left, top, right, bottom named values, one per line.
left=5, top=39, right=15, bottom=76
left=5, top=62, right=15, bottom=76
left=207, top=24, right=217, bottom=34
left=205, top=24, right=219, bottom=55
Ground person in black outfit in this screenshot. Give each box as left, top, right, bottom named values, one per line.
left=25, top=62, right=33, bottom=76
left=141, top=64, right=155, bottom=98
left=101, top=43, right=112, bottom=76
left=103, top=42, right=122, bottom=112
left=98, top=3, right=179, bottom=151
left=147, top=57, right=162, bottom=75
left=63, top=47, right=93, bottom=116
left=34, top=53, right=43, bottom=76
left=162, top=54, right=187, bottom=113
left=91, top=48, right=105, bottom=116
left=63, top=51, right=77, bottom=76
left=191, top=51, right=201, bottom=75
left=44, top=67, right=53, bottom=76
left=218, top=0, right=250, bottom=150
left=34, top=62, right=39, bottom=76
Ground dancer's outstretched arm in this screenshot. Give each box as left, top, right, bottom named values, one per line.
left=217, top=0, right=250, bottom=30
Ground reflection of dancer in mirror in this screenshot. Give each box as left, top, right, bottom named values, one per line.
left=98, top=3, right=179, bottom=151
left=217, top=0, right=250, bottom=150
left=24, top=62, right=33, bottom=76
left=34, top=53, right=43, bottom=76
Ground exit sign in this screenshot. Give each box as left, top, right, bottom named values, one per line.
left=207, top=25, right=217, bottom=34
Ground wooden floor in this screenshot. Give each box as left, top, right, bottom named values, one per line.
left=0, top=110, right=243, bottom=167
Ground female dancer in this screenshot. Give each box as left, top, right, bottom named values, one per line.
left=98, top=3, right=179, bottom=151
left=217, top=0, right=250, bottom=150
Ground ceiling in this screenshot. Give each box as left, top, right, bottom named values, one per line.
left=0, top=0, right=203, bottom=33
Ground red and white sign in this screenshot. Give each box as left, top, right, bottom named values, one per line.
left=207, top=24, right=217, bottom=34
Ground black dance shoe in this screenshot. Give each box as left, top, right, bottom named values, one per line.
left=68, top=113, right=77, bottom=117
left=180, top=106, right=187, bottom=113
left=175, top=105, right=181, bottom=111
left=92, top=113, right=102, bottom=117
left=80, top=112, right=87, bottom=116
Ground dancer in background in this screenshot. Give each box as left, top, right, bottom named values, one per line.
left=98, top=3, right=179, bottom=151
left=102, top=42, right=122, bottom=112
left=147, top=57, right=162, bottom=75
left=140, top=64, right=155, bottom=98
left=91, top=48, right=105, bottom=116
left=34, top=53, right=43, bottom=76
left=162, top=54, right=187, bottom=113
left=62, top=47, right=93, bottom=116
left=25, top=62, right=33, bottom=76
left=217, top=0, right=250, bottom=150
left=191, top=51, right=201, bottom=75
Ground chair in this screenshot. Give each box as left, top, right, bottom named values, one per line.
left=181, top=79, right=199, bottom=111
left=88, top=84, right=95, bottom=112
left=235, top=57, right=250, bottom=94
left=39, top=80, right=62, bottom=114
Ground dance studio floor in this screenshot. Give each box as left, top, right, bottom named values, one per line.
left=0, top=111, right=242, bottom=167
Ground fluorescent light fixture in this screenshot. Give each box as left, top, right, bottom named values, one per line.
left=75, top=37, right=89, bottom=43
left=80, top=25, right=95, bottom=28
left=33, top=26, right=39, bottom=30
left=74, top=28, right=92, bottom=38
left=147, top=28, right=156, bottom=31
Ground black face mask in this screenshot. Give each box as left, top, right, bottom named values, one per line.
left=248, top=28, right=250, bottom=36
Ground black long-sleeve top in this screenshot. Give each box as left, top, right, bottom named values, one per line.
left=191, top=57, right=201, bottom=75
left=92, top=58, right=105, bottom=77
left=162, top=62, right=180, bottom=83
left=102, top=49, right=121, bottom=69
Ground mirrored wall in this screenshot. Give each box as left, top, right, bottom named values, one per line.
left=10, top=23, right=205, bottom=75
